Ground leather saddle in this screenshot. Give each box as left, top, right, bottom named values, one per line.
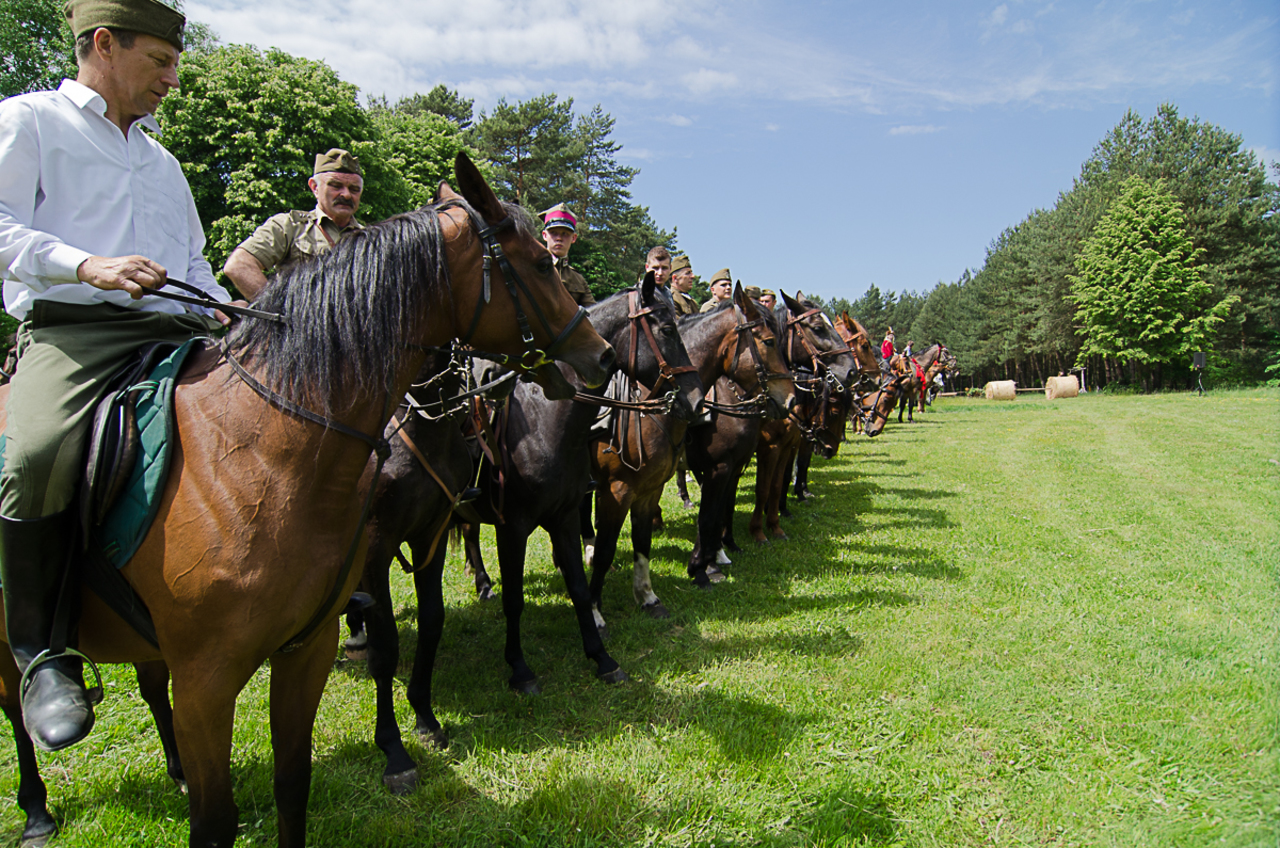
left=79, top=341, right=183, bottom=542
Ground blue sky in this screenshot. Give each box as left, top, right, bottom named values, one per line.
left=185, top=0, right=1278, bottom=304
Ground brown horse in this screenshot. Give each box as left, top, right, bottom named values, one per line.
left=685, top=286, right=795, bottom=586
left=891, top=343, right=945, bottom=423
left=749, top=292, right=859, bottom=543
left=579, top=286, right=793, bottom=630
left=0, top=153, right=613, bottom=848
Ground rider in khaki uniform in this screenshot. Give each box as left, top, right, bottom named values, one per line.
left=222, top=149, right=364, bottom=300
left=540, top=204, right=595, bottom=306
left=669, top=255, right=699, bottom=316
left=700, top=268, right=733, bottom=312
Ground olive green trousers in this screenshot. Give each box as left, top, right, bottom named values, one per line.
left=1, top=301, right=219, bottom=520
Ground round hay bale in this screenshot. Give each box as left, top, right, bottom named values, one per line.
left=1045, top=375, right=1079, bottom=399
left=984, top=380, right=1017, bottom=400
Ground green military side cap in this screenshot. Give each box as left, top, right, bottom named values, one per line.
left=65, top=0, right=186, bottom=52
left=710, top=268, right=731, bottom=284
left=670, top=255, right=692, bottom=273
left=744, top=285, right=762, bottom=299
left=761, top=288, right=776, bottom=297
left=314, top=148, right=363, bottom=177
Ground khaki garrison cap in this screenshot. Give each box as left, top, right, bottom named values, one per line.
left=710, top=268, right=732, bottom=284
left=761, top=288, right=776, bottom=297
left=670, top=255, right=692, bottom=274
left=744, top=285, right=762, bottom=300
left=314, top=148, right=363, bottom=177
left=65, top=0, right=186, bottom=52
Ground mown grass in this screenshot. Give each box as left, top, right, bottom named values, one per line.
left=3, top=389, right=1276, bottom=847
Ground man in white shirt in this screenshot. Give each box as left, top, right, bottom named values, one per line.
left=0, top=0, right=233, bottom=752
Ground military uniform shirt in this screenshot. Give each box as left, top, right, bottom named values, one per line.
left=556, top=258, right=596, bottom=306
left=672, top=290, right=699, bottom=316
left=237, top=208, right=363, bottom=272
left=700, top=297, right=729, bottom=313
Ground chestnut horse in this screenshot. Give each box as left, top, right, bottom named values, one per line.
left=0, top=154, right=613, bottom=848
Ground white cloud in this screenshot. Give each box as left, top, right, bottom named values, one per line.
left=889, top=124, right=944, bottom=135
left=990, top=4, right=1009, bottom=26
left=764, top=123, right=780, bottom=131
left=682, top=68, right=739, bottom=95
left=1251, top=145, right=1280, bottom=175
left=658, top=113, right=694, bottom=126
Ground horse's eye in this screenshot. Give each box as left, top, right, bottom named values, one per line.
left=537, top=257, right=554, bottom=275
left=764, top=338, right=775, bottom=348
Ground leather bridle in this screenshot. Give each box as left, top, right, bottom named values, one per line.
left=700, top=305, right=791, bottom=419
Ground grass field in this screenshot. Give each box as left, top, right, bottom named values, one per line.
left=3, top=389, right=1277, bottom=847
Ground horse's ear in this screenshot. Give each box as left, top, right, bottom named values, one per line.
left=641, top=270, right=656, bottom=304
left=781, top=290, right=803, bottom=314
left=454, top=152, right=505, bottom=224
left=852, top=317, right=870, bottom=337
left=734, top=282, right=760, bottom=319
left=435, top=180, right=460, bottom=204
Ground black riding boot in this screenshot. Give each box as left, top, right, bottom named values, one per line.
left=0, top=513, right=97, bottom=752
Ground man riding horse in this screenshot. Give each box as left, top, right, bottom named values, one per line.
left=0, top=0, right=239, bottom=752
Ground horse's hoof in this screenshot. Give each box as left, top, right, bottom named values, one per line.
left=173, top=777, right=188, bottom=795
left=681, top=499, right=694, bottom=509
left=724, top=539, right=742, bottom=553
left=706, top=564, right=727, bottom=583
left=690, top=570, right=713, bottom=589
left=510, top=678, right=541, bottom=695
left=642, top=601, right=670, bottom=619
left=477, top=585, right=497, bottom=602
left=753, top=536, right=769, bottom=545
left=598, top=667, right=629, bottom=684
left=773, top=532, right=789, bottom=541
left=383, top=767, right=418, bottom=796
left=21, top=816, right=57, bottom=848
left=780, top=507, right=792, bottom=518
left=343, top=647, right=368, bottom=662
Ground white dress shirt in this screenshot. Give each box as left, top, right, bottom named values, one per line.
left=0, top=79, right=229, bottom=321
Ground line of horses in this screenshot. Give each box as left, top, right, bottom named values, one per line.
left=0, top=154, right=957, bottom=848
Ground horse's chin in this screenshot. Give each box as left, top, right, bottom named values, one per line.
left=528, top=363, right=577, bottom=400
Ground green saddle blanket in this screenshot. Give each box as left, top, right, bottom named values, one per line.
left=0, top=338, right=199, bottom=569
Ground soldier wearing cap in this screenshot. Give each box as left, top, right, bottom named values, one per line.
left=0, top=0, right=236, bottom=751
left=699, top=268, right=734, bottom=313
left=759, top=289, right=777, bottom=310
left=541, top=204, right=595, bottom=307
left=223, top=148, right=365, bottom=300
left=669, top=255, right=699, bottom=316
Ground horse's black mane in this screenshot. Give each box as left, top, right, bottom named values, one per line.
left=226, top=199, right=537, bottom=414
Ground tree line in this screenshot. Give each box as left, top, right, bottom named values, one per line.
left=819, top=106, right=1278, bottom=391
left=0, top=0, right=674, bottom=305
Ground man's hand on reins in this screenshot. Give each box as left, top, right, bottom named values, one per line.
left=214, top=301, right=249, bottom=327
left=77, top=255, right=167, bottom=298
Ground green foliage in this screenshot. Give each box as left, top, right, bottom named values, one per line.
left=369, top=107, right=477, bottom=209
left=385, top=84, right=474, bottom=129
left=913, top=104, right=1279, bottom=388
left=156, top=45, right=412, bottom=274
left=1070, top=175, right=1236, bottom=371
left=0, top=0, right=76, bottom=97
left=470, top=94, right=675, bottom=291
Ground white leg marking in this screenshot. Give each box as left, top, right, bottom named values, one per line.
left=716, top=548, right=732, bottom=566
left=632, top=553, right=659, bottom=607
left=592, top=603, right=607, bottom=630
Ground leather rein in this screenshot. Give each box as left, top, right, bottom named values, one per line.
left=700, top=305, right=791, bottom=419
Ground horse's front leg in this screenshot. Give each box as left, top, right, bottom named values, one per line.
left=268, top=619, right=339, bottom=848
left=750, top=446, right=775, bottom=544
left=547, top=513, right=625, bottom=684
left=171, top=658, right=254, bottom=848
left=587, top=483, right=627, bottom=636
left=407, top=541, right=449, bottom=749
left=1, top=653, right=55, bottom=848
left=361, top=545, right=418, bottom=794
left=494, top=526, right=538, bottom=693
left=134, top=661, right=185, bottom=788
left=629, top=493, right=670, bottom=619
left=461, top=522, right=496, bottom=601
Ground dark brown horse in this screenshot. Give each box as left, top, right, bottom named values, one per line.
left=684, top=286, right=795, bottom=586
left=891, top=343, right=945, bottom=423
left=0, top=154, right=613, bottom=848
left=749, top=292, right=859, bottom=543
left=456, top=277, right=703, bottom=696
